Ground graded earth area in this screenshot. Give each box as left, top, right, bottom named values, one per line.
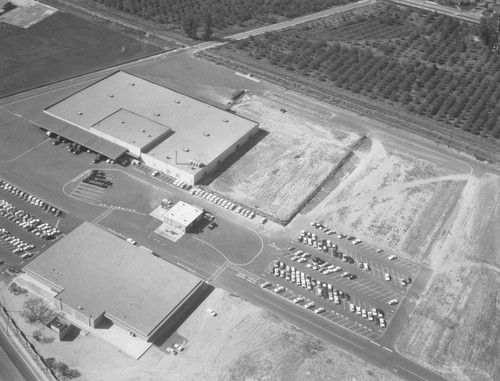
left=0, top=10, right=160, bottom=97
left=210, top=93, right=360, bottom=221
left=307, top=138, right=468, bottom=262
left=395, top=173, right=500, bottom=381
left=0, top=284, right=399, bottom=381
left=303, top=133, right=499, bottom=380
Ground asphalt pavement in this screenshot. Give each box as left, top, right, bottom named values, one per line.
left=0, top=323, right=40, bottom=381
left=3, top=1, right=497, bottom=376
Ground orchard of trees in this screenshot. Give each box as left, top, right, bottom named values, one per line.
left=225, top=5, right=500, bottom=139
left=89, top=0, right=354, bottom=38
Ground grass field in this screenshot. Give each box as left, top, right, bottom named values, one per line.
left=0, top=11, right=160, bottom=98
left=210, top=93, right=360, bottom=221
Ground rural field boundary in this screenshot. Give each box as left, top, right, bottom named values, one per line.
left=199, top=49, right=500, bottom=165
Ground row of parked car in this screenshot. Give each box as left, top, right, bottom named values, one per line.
left=263, top=280, right=326, bottom=315
left=0, top=180, right=63, bottom=217
left=0, top=200, right=61, bottom=240
left=310, top=221, right=362, bottom=245
left=190, top=188, right=268, bottom=223
left=268, top=259, right=389, bottom=327
left=289, top=248, right=357, bottom=280
left=349, top=304, right=387, bottom=327
left=172, top=178, right=191, bottom=190
left=0, top=227, right=35, bottom=257
left=270, top=259, right=351, bottom=305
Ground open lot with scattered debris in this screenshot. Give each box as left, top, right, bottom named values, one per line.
left=210, top=93, right=360, bottom=221
left=307, top=138, right=467, bottom=262
left=396, top=174, right=500, bottom=381
left=0, top=284, right=398, bottom=381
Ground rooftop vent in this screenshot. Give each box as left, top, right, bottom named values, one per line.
left=222, top=119, right=229, bottom=123
left=76, top=111, right=83, bottom=115
left=121, top=121, right=125, bottom=124
left=166, top=156, right=171, bottom=159
left=107, top=94, right=114, bottom=98
left=175, top=100, right=181, bottom=104
left=203, top=132, right=210, bottom=137
left=129, top=82, right=135, bottom=86
left=142, top=129, right=146, bottom=132
left=148, top=134, right=151, bottom=137
left=154, top=112, right=160, bottom=117
left=182, top=147, right=190, bottom=152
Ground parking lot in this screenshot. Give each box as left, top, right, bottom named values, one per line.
left=0, top=178, right=65, bottom=275
left=258, top=222, right=421, bottom=340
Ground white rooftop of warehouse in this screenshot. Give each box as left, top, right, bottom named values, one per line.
left=44, top=71, right=259, bottom=165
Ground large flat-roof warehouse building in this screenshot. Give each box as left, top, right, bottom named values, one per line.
left=43, top=71, right=259, bottom=185
left=23, top=222, right=208, bottom=342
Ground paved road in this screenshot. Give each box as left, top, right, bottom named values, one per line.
left=387, top=0, right=480, bottom=24
left=2, top=0, right=494, bottom=377
left=0, top=122, right=449, bottom=381
left=0, top=324, right=39, bottom=381
left=214, top=269, right=448, bottom=381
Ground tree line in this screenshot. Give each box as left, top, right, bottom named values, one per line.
left=227, top=7, right=500, bottom=139
left=89, top=0, right=354, bottom=38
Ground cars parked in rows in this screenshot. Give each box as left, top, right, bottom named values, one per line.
left=0, top=200, right=61, bottom=241
left=0, top=180, right=63, bottom=217
left=0, top=228, right=36, bottom=255
left=275, top=255, right=389, bottom=328
left=191, top=188, right=262, bottom=221
left=173, top=179, right=191, bottom=190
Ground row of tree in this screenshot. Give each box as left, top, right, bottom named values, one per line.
left=227, top=7, right=500, bottom=138
left=90, top=0, right=353, bottom=37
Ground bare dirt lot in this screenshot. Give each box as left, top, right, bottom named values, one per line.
left=0, top=284, right=398, bottom=381
left=210, top=93, right=360, bottom=220
left=396, top=174, right=500, bottom=381
left=307, top=138, right=468, bottom=262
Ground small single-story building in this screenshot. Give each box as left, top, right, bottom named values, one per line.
left=23, top=222, right=207, bottom=342
left=163, top=201, right=204, bottom=232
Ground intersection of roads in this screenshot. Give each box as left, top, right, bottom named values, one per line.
left=0, top=1, right=490, bottom=379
